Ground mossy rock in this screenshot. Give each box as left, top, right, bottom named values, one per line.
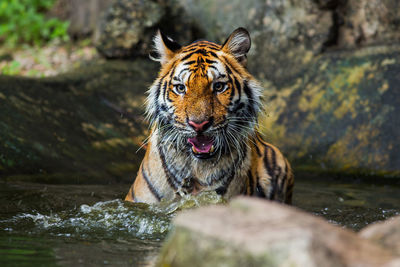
left=260, top=45, right=400, bottom=177
left=0, top=60, right=158, bottom=183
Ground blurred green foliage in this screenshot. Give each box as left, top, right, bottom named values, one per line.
left=0, top=0, right=69, bottom=46
left=1, top=60, right=21, bottom=75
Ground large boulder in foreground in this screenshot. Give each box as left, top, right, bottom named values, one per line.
left=0, top=60, right=156, bottom=183
left=360, top=215, right=400, bottom=257
left=260, top=45, right=400, bottom=176
left=158, top=197, right=395, bottom=267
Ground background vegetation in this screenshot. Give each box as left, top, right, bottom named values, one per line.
left=0, top=0, right=98, bottom=77
left=0, top=0, right=69, bottom=46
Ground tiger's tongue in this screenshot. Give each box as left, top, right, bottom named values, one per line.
left=188, top=136, right=214, bottom=153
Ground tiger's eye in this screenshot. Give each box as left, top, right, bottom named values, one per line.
left=213, top=82, right=226, bottom=92
left=175, top=84, right=186, bottom=94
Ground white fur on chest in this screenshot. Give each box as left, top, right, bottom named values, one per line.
left=147, top=130, right=251, bottom=198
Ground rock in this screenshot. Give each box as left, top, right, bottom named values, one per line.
left=0, top=59, right=157, bottom=183
left=22, top=0, right=400, bottom=180
left=95, top=0, right=400, bottom=80
left=385, top=259, right=400, bottom=267
left=360, top=215, right=400, bottom=257
left=260, top=45, right=400, bottom=176
left=158, top=197, right=395, bottom=267
left=96, top=0, right=198, bottom=59
left=336, top=1, right=400, bottom=48
left=178, top=0, right=332, bottom=83
left=96, top=0, right=164, bottom=59
left=176, top=0, right=400, bottom=84
left=49, top=0, right=114, bottom=41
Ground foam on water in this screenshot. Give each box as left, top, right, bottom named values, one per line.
left=1, top=191, right=226, bottom=241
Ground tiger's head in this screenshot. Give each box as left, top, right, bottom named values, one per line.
left=147, top=28, right=262, bottom=160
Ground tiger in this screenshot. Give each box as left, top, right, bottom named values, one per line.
left=125, top=28, right=294, bottom=204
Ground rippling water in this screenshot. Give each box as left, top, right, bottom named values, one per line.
left=4, top=200, right=172, bottom=241
left=0, top=178, right=399, bottom=266
left=1, top=190, right=225, bottom=240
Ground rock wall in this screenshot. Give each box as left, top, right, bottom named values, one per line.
left=96, top=0, right=201, bottom=59
left=0, top=60, right=157, bottom=183
left=175, top=0, right=400, bottom=176
left=260, top=46, right=400, bottom=176
left=178, top=0, right=332, bottom=83
left=94, top=0, right=400, bottom=176
left=2, top=0, right=400, bottom=178
left=335, top=0, right=400, bottom=48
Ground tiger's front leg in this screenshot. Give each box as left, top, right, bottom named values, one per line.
left=124, top=140, right=178, bottom=203
left=245, top=135, right=294, bottom=204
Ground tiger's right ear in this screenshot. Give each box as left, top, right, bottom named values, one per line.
left=151, top=30, right=182, bottom=65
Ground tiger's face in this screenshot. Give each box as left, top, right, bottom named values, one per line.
left=147, top=28, right=262, bottom=160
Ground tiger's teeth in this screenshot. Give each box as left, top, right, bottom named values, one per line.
left=210, top=145, right=215, bottom=153
left=192, top=146, right=199, bottom=154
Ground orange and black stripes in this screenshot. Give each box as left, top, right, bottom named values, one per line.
left=141, top=164, right=162, bottom=201
left=125, top=28, right=294, bottom=205
left=158, top=145, right=180, bottom=190
left=236, top=134, right=294, bottom=204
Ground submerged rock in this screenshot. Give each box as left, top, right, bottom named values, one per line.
left=360, top=215, right=400, bottom=257
left=158, top=197, right=395, bottom=267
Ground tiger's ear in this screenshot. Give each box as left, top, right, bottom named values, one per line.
left=221, top=28, right=251, bottom=66
left=151, top=30, right=182, bottom=65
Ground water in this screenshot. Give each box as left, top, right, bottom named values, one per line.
left=1, top=177, right=400, bottom=266
left=294, top=178, right=400, bottom=230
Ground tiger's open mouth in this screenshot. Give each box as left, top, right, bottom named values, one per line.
left=187, top=135, right=216, bottom=159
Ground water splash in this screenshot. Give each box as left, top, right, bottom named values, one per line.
left=1, top=191, right=226, bottom=241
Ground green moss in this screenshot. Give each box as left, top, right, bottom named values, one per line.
left=261, top=45, right=400, bottom=177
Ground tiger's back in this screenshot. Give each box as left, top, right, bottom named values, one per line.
left=125, top=28, right=294, bottom=204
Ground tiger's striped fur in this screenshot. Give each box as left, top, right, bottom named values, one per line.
left=125, top=28, right=294, bottom=204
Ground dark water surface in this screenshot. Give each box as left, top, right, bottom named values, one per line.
left=1, top=176, right=399, bottom=266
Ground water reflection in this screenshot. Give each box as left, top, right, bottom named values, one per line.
left=0, top=235, right=57, bottom=267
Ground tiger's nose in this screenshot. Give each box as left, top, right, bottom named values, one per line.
left=188, top=118, right=212, bottom=132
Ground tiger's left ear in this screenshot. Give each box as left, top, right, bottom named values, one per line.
left=151, top=30, right=182, bottom=65
left=221, top=28, right=251, bottom=66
